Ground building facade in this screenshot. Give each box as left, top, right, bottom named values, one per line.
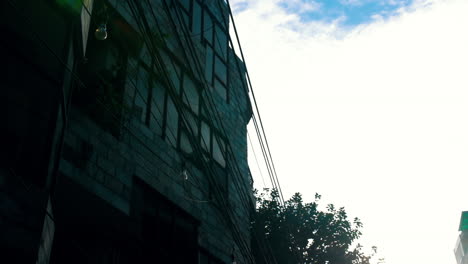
left=1, top=0, right=255, bottom=263
left=455, top=212, right=468, bottom=264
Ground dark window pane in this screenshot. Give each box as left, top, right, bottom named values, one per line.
left=180, top=130, right=193, bottom=154
left=180, top=9, right=190, bottom=29
left=75, top=38, right=127, bottom=138
left=212, top=135, right=226, bottom=167
left=150, top=81, right=165, bottom=136
left=205, top=47, right=214, bottom=85
left=214, top=55, right=227, bottom=84
left=126, top=58, right=139, bottom=87
left=201, top=120, right=211, bottom=152
left=164, top=57, right=181, bottom=94
left=165, top=95, right=179, bottom=147
left=214, top=25, right=227, bottom=60
left=183, top=108, right=199, bottom=137
left=203, top=13, right=213, bottom=45
left=133, top=67, right=150, bottom=123
left=192, top=1, right=202, bottom=41
left=181, top=0, right=191, bottom=11
left=214, top=79, right=227, bottom=101
left=211, top=0, right=229, bottom=28
left=183, top=75, right=199, bottom=114
left=140, top=44, right=152, bottom=67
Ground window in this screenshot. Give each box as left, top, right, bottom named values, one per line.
left=165, top=95, right=179, bottom=147
left=180, top=128, right=194, bottom=154
left=214, top=25, right=228, bottom=60
left=174, top=0, right=230, bottom=102
left=212, top=134, right=226, bottom=168
left=127, top=52, right=167, bottom=137
left=149, top=81, right=166, bottom=136
left=205, top=46, right=214, bottom=84
left=164, top=0, right=230, bottom=101
left=200, top=120, right=211, bottom=152
left=192, top=1, right=203, bottom=41
left=203, top=12, right=214, bottom=45
left=121, top=13, right=229, bottom=169
left=129, top=58, right=150, bottom=123
left=73, top=2, right=141, bottom=138
left=183, top=75, right=200, bottom=114
left=74, top=26, right=128, bottom=138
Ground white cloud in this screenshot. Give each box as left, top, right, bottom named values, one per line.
left=234, top=0, right=468, bottom=264
left=280, top=0, right=322, bottom=13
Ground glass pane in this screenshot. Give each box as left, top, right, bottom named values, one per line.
left=203, top=13, right=213, bottom=45
left=125, top=60, right=143, bottom=98
left=183, top=75, right=199, bottom=114
left=201, top=121, right=211, bottom=152
left=181, top=0, right=190, bottom=11
left=140, top=44, right=151, bottom=66
left=165, top=96, right=179, bottom=147
left=211, top=0, right=228, bottom=27
left=180, top=130, right=193, bottom=154
left=134, top=68, right=150, bottom=122
left=205, top=47, right=214, bottom=86
left=214, top=56, right=227, bottom=84
left=212, top=135, right=226, bottom=167
left=126, top=58, right=139, bottom=87
left=214, top=25, right=227, bottom=60
left=150, top=82, right=165, bottom=136
left=183, top=108, right=198, bottom=137
left=214, top=79, right=227, bottom=101
left=192, top=1, right=202, bottom=41
left=161, top=53, right=181, bottom=94
left=180, top=9, right=190, bottom=29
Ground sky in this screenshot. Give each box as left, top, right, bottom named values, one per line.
left=230, top=0, right=468, bottom=263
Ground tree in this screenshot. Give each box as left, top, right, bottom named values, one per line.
left=252, top=189, right=377, bottom=264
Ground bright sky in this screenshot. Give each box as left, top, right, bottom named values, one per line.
left=232, top=0, right=468, bottom=263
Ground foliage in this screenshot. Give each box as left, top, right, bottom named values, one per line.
left=252, top=189, right=377, bottom=264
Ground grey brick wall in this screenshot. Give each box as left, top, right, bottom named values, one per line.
left=58, top=0, right=254, bottom=262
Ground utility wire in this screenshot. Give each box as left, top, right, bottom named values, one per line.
left=84, top=0, right=284, bottom=262
left=4, top=1, right=232, bottom=262
left=160, top=5, right=258, bottom=264
left=225, top=1, right=306, bottom=263
left=199, top=1, right=287, bottom=263
left=7, top=0, right=275, bottom=262
left=247, top=132, right=267, bottom=187
left=225, top=0, right=286, bottom=205
left=153, top=2, right=286, bottom=264
left=127, top=1, right=260, bottom=262
left=168, top=1, right=255, bottom=212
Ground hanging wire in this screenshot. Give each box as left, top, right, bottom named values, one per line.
left=6, top=0, right=283, bottom=262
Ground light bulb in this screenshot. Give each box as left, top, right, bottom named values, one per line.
left=95, top=23, right=108, bottom=40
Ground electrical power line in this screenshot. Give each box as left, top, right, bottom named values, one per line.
left=225, top=1, right=308, bottom=263
left=7, top=0, right=280, bottom=262
left=225, top=0, right=286, bottom=205
left=247, top=131, right=267, bottom=188
left=126, top=1, right=260, bottom=262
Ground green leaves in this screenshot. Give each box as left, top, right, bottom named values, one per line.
left=252, top=189, right=375, bottom=264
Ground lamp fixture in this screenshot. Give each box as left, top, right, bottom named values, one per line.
left=182, top=169, right=189, bottom=180
left=95, top=23, right=108, bottom=40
